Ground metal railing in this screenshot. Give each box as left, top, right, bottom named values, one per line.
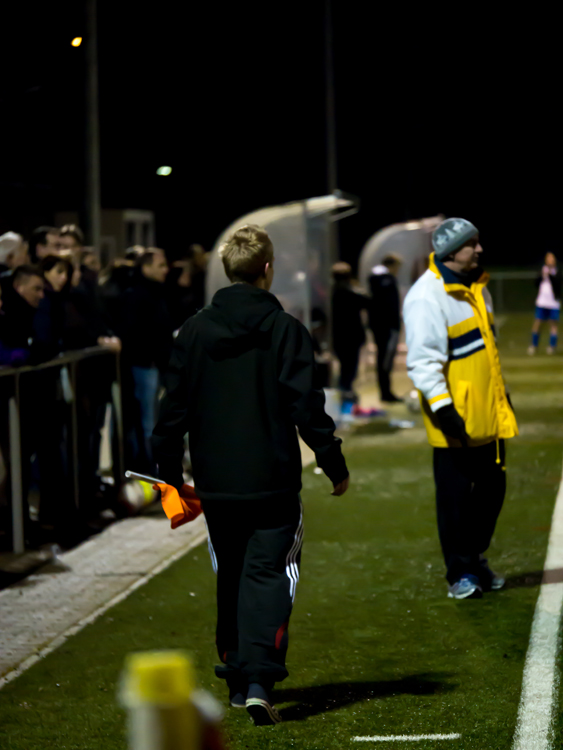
left=0, top=347, right=123, bottom=553
left=488, top=271, right=537, bottom=314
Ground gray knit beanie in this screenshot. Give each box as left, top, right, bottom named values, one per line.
left=432, top=218, right=478, bottom=260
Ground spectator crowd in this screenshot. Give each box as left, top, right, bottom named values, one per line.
left=0, top=222, right=413, bottom=553
left=0, top=225, right=209, bottom=549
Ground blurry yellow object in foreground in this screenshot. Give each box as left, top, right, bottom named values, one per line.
left=121, top=651, right=200, bottom=749
left=71, top=37, right=82, bottom=47
left=124, top=651, right=196, bottom=705
left=120, top=650, right=226, bottom=749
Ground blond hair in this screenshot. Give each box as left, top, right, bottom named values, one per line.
left=220, top=225, right=273, bottom=283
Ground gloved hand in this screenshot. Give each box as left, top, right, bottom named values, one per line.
left=435, top=404, right=469, bottom=447
left=154, top=482, right=202, bottom=529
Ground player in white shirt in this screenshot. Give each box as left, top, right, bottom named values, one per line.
left=528, top=253, right=561, bottom=355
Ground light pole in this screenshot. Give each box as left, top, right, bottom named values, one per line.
left=325, top=0, right=339, bottom=374
left=85, top=0, right=101, bottom=250
left=325, top=0, right=337, bottom=196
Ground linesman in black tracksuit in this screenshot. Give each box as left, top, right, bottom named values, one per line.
left=152, top=225, right=349, bottom=726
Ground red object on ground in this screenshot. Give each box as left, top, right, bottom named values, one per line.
left=352, top=405, right=386, bottom=417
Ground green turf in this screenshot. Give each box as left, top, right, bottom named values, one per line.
left=0, top=314, right=562, bottom=750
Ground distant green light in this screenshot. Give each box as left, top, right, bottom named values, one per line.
left=156, top=166, right=172, bottom=176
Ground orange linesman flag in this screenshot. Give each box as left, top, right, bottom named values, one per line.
left=154, top=482, right=203, bottom=529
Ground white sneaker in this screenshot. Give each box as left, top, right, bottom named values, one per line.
left=546, top=346, right=554, bottom=355
left=447, top=575, right=483, bottom=600
left=527, top=346, right=536, bottom=356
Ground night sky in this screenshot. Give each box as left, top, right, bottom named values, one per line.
left=1, top=2, right=559, bottom=267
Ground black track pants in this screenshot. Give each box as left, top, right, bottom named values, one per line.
left=201, top=496, right=303, bottom=688
left=335, top=343, right=362, bottom=392
left=433, top=440, right=506, bottom=585
left=372, top=327, right=399, bottom=400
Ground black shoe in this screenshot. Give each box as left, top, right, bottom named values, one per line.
left=229, top=687, right=247, bottom=708
left=246, top=683, right=282, bottom=725
left=381, top=394, right=404, bottom=403
left=227, top=677, right=248, bottom=708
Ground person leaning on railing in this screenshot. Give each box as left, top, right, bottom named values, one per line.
left=31, top=256, right=73, bottom=363
left=0, top=265, right=45, bottom=366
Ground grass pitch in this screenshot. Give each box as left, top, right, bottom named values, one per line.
left=1, top=313, right=562, bottom=750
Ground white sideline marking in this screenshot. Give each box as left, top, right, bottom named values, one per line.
left=353, top=735, right=461, bottom=742
left=0, top=525, right=207, bottom=690
left=512, top=462, right=563, bottom=750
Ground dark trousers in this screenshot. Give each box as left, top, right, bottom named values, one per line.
left=75, top=359, right=113, bottom=515
left=433, top=440, right=506, bottom=585
left=124, top=365, right=160, bottom=475
left=22, top=371, right=75, bottom=538
left=373, top=327, right=399, bottom=399
left=202, top=495, right=303, bottom=688
left=335, top=343, right=362, bottom=393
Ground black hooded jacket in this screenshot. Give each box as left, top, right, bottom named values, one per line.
left=368, top=267, right=401, bottom=332
left=152, top=283, right=348, bottom=500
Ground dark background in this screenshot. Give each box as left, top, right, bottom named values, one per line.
left=0, top=2, right=559, bottom=268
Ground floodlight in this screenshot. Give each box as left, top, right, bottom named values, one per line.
left=156, top=166, right=172, bottom=176
left=71, top=37, right=82, bottom=47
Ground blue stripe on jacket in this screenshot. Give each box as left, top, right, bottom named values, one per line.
left=449, top=327, right=482, bottom=349
left=448, top=327, right=486, bottom=361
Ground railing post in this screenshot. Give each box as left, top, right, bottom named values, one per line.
left=112, top=352, right=125, bottom=483
left=69, top=361, right=80, bottom=509
left=9, top=377, right=24, bottom=554
left=0, top=346, right=128, bottom=536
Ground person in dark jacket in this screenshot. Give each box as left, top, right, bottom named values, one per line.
left=166, top=250, right=198, bottom=332
left=98, top=248, right=143, bottom=333
left=331, top=262, right=368, bottom=398
left=32, top=256, right=72, bottom=362
left=0, top=265, right=67, bottom=547
left=121, top=249, right=173, bottom=473
left=153, top=225, right=349, bottom=726
left=0, top=270, right=45, bottom=544
left=28, top=256, right=77, bottom=538
left=29, top=226, right=62, bottom=263
left=63, top=253, right=121, bottom=516
left=0, top=265, right=44, bottom=365
left=59, top=223, right=85, bottom=264
left=368, top=254, right=403, bottom=402
left=188, top=243, right=209, bottom=310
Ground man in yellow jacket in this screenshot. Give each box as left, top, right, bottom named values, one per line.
left=404, top=218, right=518, bottom=599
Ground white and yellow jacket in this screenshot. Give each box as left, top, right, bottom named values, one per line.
left=403, top=253, right=518, bottom=448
